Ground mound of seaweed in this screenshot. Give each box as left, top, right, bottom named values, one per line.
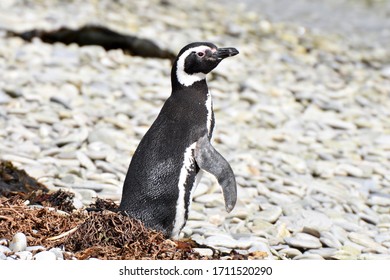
left=0, top=161, right=48, bottom=197
left=1, top=193, right=261, bottom=260
left=0, top=195, right=85, bottom=253
left=0, top=161, right=265, bottom=260
left=63, top=211, right=195, bottom=260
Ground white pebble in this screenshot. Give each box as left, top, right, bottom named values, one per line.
left=9, top=232, right=27, bottom=252
left=34, top=251, right=57, bottom=260
left=257, top=206, right=282, bottom=223
left=285, top=233, right=322, bottom=249
left=49, top=248, right=64, bottom=260
left=16, top=251, right=33, bottom=260
left=0, top=245, right=11, bottom=254
left=193, top=248, right=214, bottom=257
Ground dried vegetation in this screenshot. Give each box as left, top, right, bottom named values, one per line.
left=0, top=161, right=265, bottom=260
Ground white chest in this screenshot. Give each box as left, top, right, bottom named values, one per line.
left=205, top=92, right=213, bottom=135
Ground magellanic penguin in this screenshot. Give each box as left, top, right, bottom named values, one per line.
left=119, top=42, right=239, bottom=238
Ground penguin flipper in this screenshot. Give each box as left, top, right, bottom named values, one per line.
left=195, top=135, right=237, bottom=212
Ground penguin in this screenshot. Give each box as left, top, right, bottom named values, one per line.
left=119, top=42, right=239, bottom=238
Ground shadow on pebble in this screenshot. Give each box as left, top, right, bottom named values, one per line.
left=7, top=25, right=176, bottom=60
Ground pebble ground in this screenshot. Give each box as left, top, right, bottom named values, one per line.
left=1, top=0, right=390, bottom=260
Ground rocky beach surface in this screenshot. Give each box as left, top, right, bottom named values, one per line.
left=1, top=0, right=390, bottom=260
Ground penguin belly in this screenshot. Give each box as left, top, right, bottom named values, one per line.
left=170, top=142, right=199, bottom=237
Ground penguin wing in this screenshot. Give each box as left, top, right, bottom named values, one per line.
left=194, top=134, right=237, bottom=212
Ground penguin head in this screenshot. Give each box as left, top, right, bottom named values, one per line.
left=173, top=42, right=239, bottom=87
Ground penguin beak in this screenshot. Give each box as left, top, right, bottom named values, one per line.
left=215, top=47, right=239, bottom=60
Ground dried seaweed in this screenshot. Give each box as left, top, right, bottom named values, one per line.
left=64, top=211, right=174, bottom=260
left=0, top=161, right=48, bottom=197
left=27, top=190, right=76, bottom=213
left=0, top=161, right=265, bottom=260
left=0, top=193, right=265, bottom=260
left=0, top=196, right=205, bottom=260
left=87, top=197, right=118, bottom=212
left=0, top=196, right=84, bottom=248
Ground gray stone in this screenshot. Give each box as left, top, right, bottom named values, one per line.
left=320, top=232, right=342, bottom=249
left=0, top=90, right=11, bottom=104
left=306, top=248, right=338, bottom=259
left=293, top=254, right=325, bottom=260
left=330, top=226, right=349, bottom=244
left=374, top=233, right=390, bottom=244
left=32, top=112, right=59, bottom=125
left=375, top=135, right=390, bottom=146
left=278, top=210, right=333, bottom=232
left=285, top=233, right=322, bottom=249
left=324, top=119, right=356, bottom=130
left=278, top=248, right=302, bottom=258
left=195, top=194, right=224, bottom=207
left=248, top=241, right=273, bottom=258
left=368, top=194, right=390, bottom=206
left=302, top=227, right=321, bottom=238
left=188, top=211, right=205, bottom=222
left=75, top=189, right=98, bottom=203
left=55, top=128, right=89, bottom=146
left=0, top=245, right=11, bottom=254
left=73, top=198, right=84, bottom=209
left=1, top=0, right=390, bottom=261
left=15, top=251, right=33, bottom=260
left=359, top=253, right=390, bottom=260
left=380, top=66, right=390, bottom=78
left=9, top=232, right=27, bottom=252
left=49, top=248, right=64, bottom=260
left=1, top=154, right=37, bottom=165
left=88, top=128, right=121, bottom=147
left=334, top=220, right=362, bottom=232
left=50, top=96, right=72, bottom=109
left=343, top=240, right=365, bottom=252
left=193, top=248, right=213, bottom=257
left=208, top=214, right=225, bottom=226
left=348, top=232, right=387, bottom=253
left=257, top=206, right=282, bottom=223
left=205, top=235, right=252, bottom=249
left=334, top=164, right=364, bottom=178
left=76, top=151, right=96, bottom=171
left=85, top=150, right=108, bottom=160
left=359, top=213, right=379, bottom=225
left=34, top=251, right=57, bottom=260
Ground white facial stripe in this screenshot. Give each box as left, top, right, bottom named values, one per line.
left=172, top=142, right=197, bottom=237
left=176, top=46, right=211, bottom=87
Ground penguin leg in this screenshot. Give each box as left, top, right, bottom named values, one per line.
left=194, top=135, right=237, bottom=212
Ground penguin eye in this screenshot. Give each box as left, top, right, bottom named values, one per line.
left=197, top=52, right=205, bottom=57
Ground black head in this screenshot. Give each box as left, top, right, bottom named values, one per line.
left=172, top=42, right=239, bottom=88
